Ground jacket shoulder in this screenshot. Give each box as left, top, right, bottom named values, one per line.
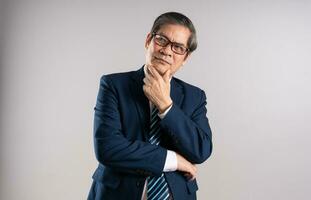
left=99, top=69, right=135, bottom=82
left=173, top=77, right=205, bottom=95
left=98, top=69, right=140, bottom=90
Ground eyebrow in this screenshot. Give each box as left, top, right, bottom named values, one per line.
left=157, top=32, right=187, bottom=47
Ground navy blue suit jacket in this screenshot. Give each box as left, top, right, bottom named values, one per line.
left=88, top=66, right=213, bottom=200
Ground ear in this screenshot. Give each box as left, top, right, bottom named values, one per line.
left=182, top=52, right=191, bottom=65
left=145, top=33, right=152, bottom=49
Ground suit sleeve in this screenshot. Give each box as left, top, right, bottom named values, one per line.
left=93, top=75, right=167, bottom=177
left=159, top=90, right=213, bottom=164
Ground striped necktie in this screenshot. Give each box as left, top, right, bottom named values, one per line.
left=147, top=106, right=171, bottom=200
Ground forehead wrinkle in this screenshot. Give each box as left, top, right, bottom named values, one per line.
left=157, top=30, right=188, bottom=46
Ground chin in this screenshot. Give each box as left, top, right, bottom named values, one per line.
left=155, top=66, right=168, bottom=75
left=151, top=62, right=170, bottom=75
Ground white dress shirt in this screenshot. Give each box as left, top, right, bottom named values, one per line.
left=141, top=65, right=177, bottom=200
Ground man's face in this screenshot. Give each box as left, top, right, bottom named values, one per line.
left=145, top=24, right=191, bottom=76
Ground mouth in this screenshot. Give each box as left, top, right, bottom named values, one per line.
left=154, top=56, right=170, bottom=65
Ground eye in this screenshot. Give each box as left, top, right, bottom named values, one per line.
left=157, top=36, right=168, bottom=44
left=173, top=44, right=186, bottom=53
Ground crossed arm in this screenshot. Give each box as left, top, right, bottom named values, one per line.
left=93, top=74, right=212, bottom=178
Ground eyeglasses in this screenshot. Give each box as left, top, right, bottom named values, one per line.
left=152, top=32, right=189, bottom=55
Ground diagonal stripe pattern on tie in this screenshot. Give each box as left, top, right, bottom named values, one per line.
left=147, top=106, right=170, bottom=200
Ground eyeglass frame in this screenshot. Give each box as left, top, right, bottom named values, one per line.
left=151, top=32, right=190, bottom=55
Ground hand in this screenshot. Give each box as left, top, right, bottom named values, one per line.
left=176, top=153, right=197, bottom=181
left=143, top=65, right=173, bottom=113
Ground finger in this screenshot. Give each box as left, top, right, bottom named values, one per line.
left=143, top=85, right=147, bottom=93
left=143, top=86, right=153, bottom=100
left=146, top=67, right=151, bottom=77
left=190, top=168, right=196, bottom=180
left=184, top=173, right=192, bottom=180
left=163, top=69, right=171, bottom=83
left=146, top=66, right=155, bottom=79
left=193, top=165, right=197, bottom=174
left=191, top=166, right=197, bottom=178
left=194, top=167, right=197, bottom=176
left=143, top=77, right=151, bottom=86
left=146, top=66, right=153, bottom=76
left=148, top=65, right=161, bottom=80
left=184, top=167, right=194, bottom=179
left=145, top=69, right=155, bottom=83
left=184, top=172, right=191, bottom=178
left=186, top=171, right=195, bottom=181
left=143, top=84, right=150, bottom=93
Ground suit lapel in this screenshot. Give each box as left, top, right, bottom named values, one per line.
left=130, top=66, right=184, bottom=141
left=130, top=67, right=150, bottom=141
left=170, top=78, right=184, bottom=108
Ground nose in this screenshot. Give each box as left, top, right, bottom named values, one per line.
left=159, top=44, right=173, bottom=57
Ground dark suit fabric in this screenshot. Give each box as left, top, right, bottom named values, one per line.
left=88, top=66, right=213, bottom=200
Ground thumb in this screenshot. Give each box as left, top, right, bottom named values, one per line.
left=164, top=69, right=171, bottom=82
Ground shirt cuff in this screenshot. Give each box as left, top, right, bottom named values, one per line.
left=158, top=104, right=173, bottom=119
left=163, top=150, right=177, bottom=172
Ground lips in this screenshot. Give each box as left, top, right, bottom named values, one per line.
left=154, top=56, right=170, bottom=65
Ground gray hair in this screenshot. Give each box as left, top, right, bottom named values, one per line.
left=150, top=12, right=198, bottom=53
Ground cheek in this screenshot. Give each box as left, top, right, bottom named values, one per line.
left=146, top=48, right=154, bottom=61
left=171, top=58, right=184, bottom=72
left=146, top=45, right=156, bottom=57
left=172, top=56, right=184, bottom=66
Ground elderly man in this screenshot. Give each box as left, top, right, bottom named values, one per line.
left=87, top=12, right=213, bottom=200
